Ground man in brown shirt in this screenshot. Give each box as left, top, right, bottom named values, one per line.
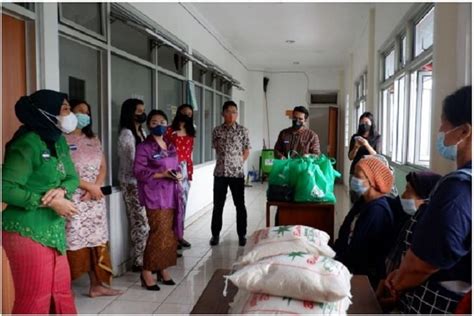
left=274, top=106, right=321, bottom=159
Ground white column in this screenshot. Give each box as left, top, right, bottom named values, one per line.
left=430, top=3, right=468, bottom=174
left=37, top=3, right=60, bottom=90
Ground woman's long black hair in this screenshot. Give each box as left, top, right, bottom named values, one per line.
left=170, top=104, right=196, bottom=137
left=119, top=98, right=146, bottom=145
left=358, top=112, right=378, bottom=139
left=70, top=99, right=95, bottom=139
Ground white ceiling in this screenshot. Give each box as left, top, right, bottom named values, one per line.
left=191, top=3, right=373, bottom=71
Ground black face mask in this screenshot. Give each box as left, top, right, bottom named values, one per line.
left=178, top=113, right=193, bottom=124
left=135, top=113, right=147, bottom=124
left=358, top=123, right=371, bottom=134
left=292, top=119, right=303, bottom=129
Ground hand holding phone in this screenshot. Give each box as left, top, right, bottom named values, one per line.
left=100, top=185, right=112, bottom=196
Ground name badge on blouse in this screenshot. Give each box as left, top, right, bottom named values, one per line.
left=153, top=153, right=162, bottom=160
left=283, top=140, right=290, bottom=144
left=69, top=144, right=78, bottom=151
left=41, top=150, right=51, bottom=160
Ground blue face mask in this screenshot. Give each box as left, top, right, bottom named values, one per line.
left=350, top=177, right=368, bottom=197
left=75, top=113, right=91, bottom=129
left=151, top=125, right=167, bottom=136
left=400, top=198, right=417, bottom=216
left=436, top=127, right=460, bottom=161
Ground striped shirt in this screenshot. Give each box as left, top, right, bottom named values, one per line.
left=274, top=127, right=321, bottom=159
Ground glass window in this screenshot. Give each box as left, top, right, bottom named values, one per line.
left=407, top=72, right=418, bottom=163
left=59, top=37, right=101, bottom=136
left=61, top=3, right=104, bottom=35
left=418, top=74, right=432, bottom=163
left=406, top=64, right=432, bottom=166
left=205, top=72, right=214, bottom=87
left=204, top=89, right=214, bottom=161
left=395, top=76, right=406, bottom=163
left=384, top=49, right=395, bottom=80
left=415, top=7, right=434, bottom=57
left=192, top=64, right=205, bottom=83
left=111, top=55, right=153, bottom=186
left=158, top=46, right=185, bottom=75
left=215, top=94, right=223, bottom=127
left=14, top=2, right=35, bottom=11
left=158, top=72, right=184, bottom=121
left=111, top=19, right=152, bottom=61
left=223, top=81, right=231, bottom=95
left=215, top=77, right=223, bottom=93
left=400, top=35, right=407, bottom=66
left=193, top=86, right=202, bottom=165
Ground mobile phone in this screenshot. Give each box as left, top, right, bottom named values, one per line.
left=169, top=169, right=178, bottom=178
left=100, top=185, right=112, bottom=195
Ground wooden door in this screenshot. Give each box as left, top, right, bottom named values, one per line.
left=2, top=14, right=26, bottom=160
left=327, top=106, right=338, bottom=158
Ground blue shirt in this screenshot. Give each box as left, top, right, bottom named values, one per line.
left=412, top=161, right=472, bottom=283
left=335, top=196, right=395, bottom=286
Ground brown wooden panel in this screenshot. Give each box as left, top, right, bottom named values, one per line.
left=266, top=201, right=335, bottom=242
left=2, top=14, right=26, bottom=160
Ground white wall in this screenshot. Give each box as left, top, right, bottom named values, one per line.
left=262, top=69, right=340, bottom=150
left=245, top=71, right=265, bottom=170
left=430, top=3, right=472, bottom=175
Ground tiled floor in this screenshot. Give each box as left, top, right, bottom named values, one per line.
left=73, top=182, right=351, bottom=314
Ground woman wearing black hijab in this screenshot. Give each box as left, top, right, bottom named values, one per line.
left=2, top=90, right=80, bottom=313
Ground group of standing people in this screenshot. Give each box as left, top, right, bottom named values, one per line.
left=116, top=100, right=196, bottom=290
left=2, top=84, right=470, bottom=313
left=1, top=86, right=252, bottom=312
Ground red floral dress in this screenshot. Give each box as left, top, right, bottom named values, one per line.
left=164, top=127, right=194, bottom=181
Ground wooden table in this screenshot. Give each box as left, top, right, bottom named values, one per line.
left=266, top=200, right=335, bottom=242
left=191, top=269, right=382, bottom=314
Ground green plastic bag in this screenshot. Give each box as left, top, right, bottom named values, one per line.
left=293, top=154, right=341, bottom=203
left=268, top=158, right=291, bottom=186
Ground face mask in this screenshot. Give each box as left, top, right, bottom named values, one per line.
left=292, top=119, right=303, bottom=129
left=350, top=176, right=368, bottom=197
left=358, top=123, right=371, bottom=134
left=39, top=108, right=78, bottom=134
left=75, top=113, right=91, bottom=129
left=436, top=128, right=461, bottom=161
left=400, top=198, right=417, bottom=216
left=135, top=113, right=147, bottom=124
left=151, top=125, right=167, bottom=136
left=178, top=113, right=193, bottom=124
left=56, top=113, right=78, bottom=134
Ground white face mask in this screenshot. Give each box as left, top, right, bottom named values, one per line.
left=400, top=198, right=417, bottom=216
left=57, top=113, right=78, bottom=133
left=39, top=109, right=78, bottom=134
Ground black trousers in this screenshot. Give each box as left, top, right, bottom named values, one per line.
left=211, top=176, right=247, bottom=238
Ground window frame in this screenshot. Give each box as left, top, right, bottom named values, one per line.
left=57, top=2, right=236, bottom=186
left=58, top=3, right=107, bottom=42
left=378, top=3, right=434, bottom=169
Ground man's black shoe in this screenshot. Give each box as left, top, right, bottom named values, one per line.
left=210, top=236, right=219, bottom=246
left=238, top=237, right=247, bottom=247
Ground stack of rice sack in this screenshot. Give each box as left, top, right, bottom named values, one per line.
left=225, top=225, right=352, bottom=315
